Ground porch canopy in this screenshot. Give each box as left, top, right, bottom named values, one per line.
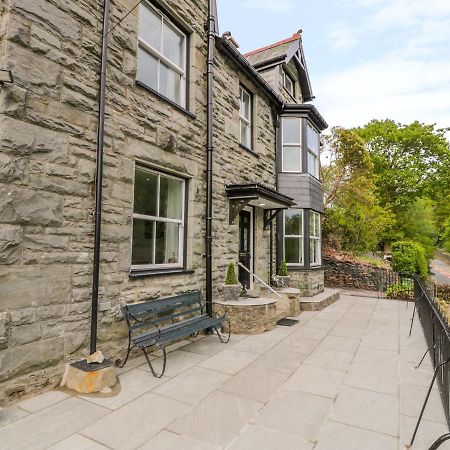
left=226, top=183, right=295, bottom=227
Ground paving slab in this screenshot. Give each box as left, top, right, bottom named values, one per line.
left=329, top=385, right=399, bottom=437
left=252, top=342, right=307, bottom=373
left=80, top=392, right=191, bottom=450
left=316, top=335, right=360, bottom=353
left=226, top=424, right=313, bottom=450
left=220, top=364, right=290, bottom=403
left=0, top=405, right=29, bottom=427
left=399, top=414, right=450, bottom=450
left=16, top=390, right=70, bottom=413
left=229, top=335, right=278, bottom=355
left=0, top=398, right=109, bottom=450
left=139, top=430, right=217, bottom=450
left=153, top=366, right=229, bottom=405
left=315, top=419, right=398, bottom=450
left=253, top=390, right=332, bottom=442
left=303, top=347, right=354, bottom=372
left=47, top=433, right=109, bottom=449
left=167, top=390, right=262, bottom=448
left=198, top=348, right=258, bottom=375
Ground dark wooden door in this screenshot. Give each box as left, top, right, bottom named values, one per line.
left=238, top=210, right=252, bottom=289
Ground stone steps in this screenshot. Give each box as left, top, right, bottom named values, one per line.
left=299, top=288, right=340, bottom=311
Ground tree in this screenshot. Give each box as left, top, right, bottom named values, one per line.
left=354, top=120, right=450, bottom=210
left=322, top=128, right=394, bottom=252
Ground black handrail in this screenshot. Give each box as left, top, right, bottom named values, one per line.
left=407, top=274, right=450, bottom=448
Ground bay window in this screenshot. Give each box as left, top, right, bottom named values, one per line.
left=307, top=124, right=320, bottom=178
left=132, top=167, right=185, bottom=269
left=282, top=117, right=302, bottom=172
left=137, top=2, right=187, bottom=107
left=239, top=86, right=252, bottom=149
left=310, top=211, right=321, bottom=265
left=284, top=209, right=303, bottom=265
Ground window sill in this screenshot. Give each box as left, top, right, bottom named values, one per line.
left=239, top=144, right=259, bottom=157
left=136, top=80, right=196, bottom=120
left=307, top=172, right=322, bottom=183
left=129, top=268, right=195, bottom=279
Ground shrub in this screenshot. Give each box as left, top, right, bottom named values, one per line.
left=278, top=259, right=288, bottom=276
left=224, top=262, right=238, bottom=285
left=391, top=241, right=428, bottom=277
left=437, top=284, right=450, bottom=304
left=385, top=279, right=414, bottom=300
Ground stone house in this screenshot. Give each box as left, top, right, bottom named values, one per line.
left=0, top=0, right=327, bottom=402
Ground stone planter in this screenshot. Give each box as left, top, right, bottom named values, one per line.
left=223, top=284, right=241, bottom=302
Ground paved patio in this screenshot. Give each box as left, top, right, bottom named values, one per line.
left=1, top=293, right=449, bottom=450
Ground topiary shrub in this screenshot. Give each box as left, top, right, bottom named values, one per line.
left=391, top=241, right=428, bottom=277
left=225, top=262, right=238, bottom=285
left=278, top=259, right=288, bottom=276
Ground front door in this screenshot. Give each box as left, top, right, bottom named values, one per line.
left=238, top=210, right=252, bottom=289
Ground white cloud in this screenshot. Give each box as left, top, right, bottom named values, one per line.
left=327, top=24, right=358, bottom=51
left=238, top=0, right=296, bottom=13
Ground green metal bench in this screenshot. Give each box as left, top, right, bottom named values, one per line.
left=120, top=291, right=230, bottom=377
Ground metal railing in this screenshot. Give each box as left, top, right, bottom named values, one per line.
left=408, top=275, right=450, bottom=448
left=378, top=269, right=414, bottom=301
left=237, top=261, right=282, bottom=298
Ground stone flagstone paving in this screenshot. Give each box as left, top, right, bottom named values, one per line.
left=1, top=292, right=450, bottom=449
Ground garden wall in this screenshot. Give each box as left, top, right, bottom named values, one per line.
left=323, top=255, right=387, bottom=291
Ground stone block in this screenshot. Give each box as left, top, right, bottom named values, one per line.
left=0, top=265, right=71, bottom=309
left=0, top=337, right=64, bottom=381
left=0, top=186, right=63, bottom=226
left=0, top=225, right=22, bottom=264
left=0, top=153, right=28, bottom=184
left=61, top=363, right=117, bottom=394
left=10, top=323, right=41, bottom=346
left=0, top=312, right=10, bottom=349
left=0, top=84, right=26, bottom=118
left=9, top=308, right=36, bottom=325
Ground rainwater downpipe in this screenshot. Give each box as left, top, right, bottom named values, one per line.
left=90, top=0, right=110, bottom=354
left=205, top=0, right=217, bottom=317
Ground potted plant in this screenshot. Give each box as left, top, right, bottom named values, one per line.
left=223, top=262, right=241, bottom=302
left=277, top=259, right=291, bottom=287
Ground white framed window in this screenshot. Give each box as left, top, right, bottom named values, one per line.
left=284, top=209, right=303, bottom=265
left=310, top=211, right=321, bottom=266
left=284, top=70, right=295, bottom=97
left=132, top=166, right=185, bottom=270
left=307, top=123, right=320, bottom=179
left=239, top=86, right=252, bottom=149
left=282, top=117, right=302, bottom=172
left=137, top=2, right=187, bottom=107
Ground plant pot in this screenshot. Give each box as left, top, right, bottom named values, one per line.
left=278, top=276, right=291, bottom=288
left=223, top=284, right=241, bottom=302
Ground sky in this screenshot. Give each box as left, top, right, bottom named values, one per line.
left=216, top=0, right=450, bottom=134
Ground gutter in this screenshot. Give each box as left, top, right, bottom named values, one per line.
left=205, top=0, right=217, bottom=317
left=282, top=103, right=328, bottom=131
left=90, top=0, right=110, bottom=353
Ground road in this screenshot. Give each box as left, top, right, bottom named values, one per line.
left=431, top=257, right=450, bottom=285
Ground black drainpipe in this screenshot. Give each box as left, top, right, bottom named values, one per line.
left=90, top=0, right=110, bottom=354
left=205, top=0, right=217, bottom=317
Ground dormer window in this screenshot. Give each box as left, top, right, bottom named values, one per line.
left=283, top=70, right=295, bottom=98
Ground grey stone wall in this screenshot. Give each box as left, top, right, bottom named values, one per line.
left=0, top=0, right=279, bottom=402
left=290, top=269, right=324, bottom=297
left=323, top=256, right=385, bottom=291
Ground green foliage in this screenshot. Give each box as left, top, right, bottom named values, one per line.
left=385, top=279, right=414, bottom=300
left=437, top=285, right=450, bottom=304
left=442, top=217, right=450, bottom=253
left=224, top=262, right=238, bottom=285
left=278, top=259, right=288, bottom=276
left=391, top=241, right=428, bottom=277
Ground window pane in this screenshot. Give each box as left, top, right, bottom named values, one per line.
left=240, top=121, right=251, bottom=148
left=134, top=168, right=158, bottom=216
left=137, top=48, right=158, bottom=91
left=163, top=22, right=183, bottom=67
left=240, top=88, right=251, bottom=120
left=285, top=210, right=302, bottom=236
left=159, top=175, right=183, bottom=219
left=139, top=4, right=162, bottom=50
left=310, top=239, right=316, bottom=264
left=285, top=74, right=294, bottom=95
left=307, top=124, right=319, bottom=154
left=155, top=222, right=180, bottom=264
left=285, top=237, right=301, bottom=264
left=283, top=118, right=301, bottom=143
left=308, top=152, right=318, bottom=177
left=283, top=146, right=301, bottom=171
left=160, top=63, right=181, bottom=103
left=132, top=219, right=154, bottom=265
